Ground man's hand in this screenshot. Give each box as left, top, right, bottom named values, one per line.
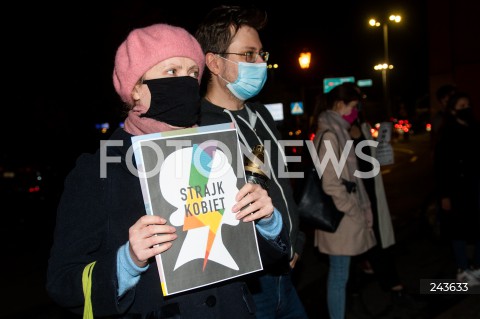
left=232, top=183, right=274, bottom=222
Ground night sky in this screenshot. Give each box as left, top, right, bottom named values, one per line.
left=4, top=0, right=428, bottom=173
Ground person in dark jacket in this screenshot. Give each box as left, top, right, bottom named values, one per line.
left=46, top=23, right=289, bottom=319
left=195, top=5, right=307, bottom=318
left=434, top=91, right=480, bottom=285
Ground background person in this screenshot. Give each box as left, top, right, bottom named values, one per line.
left=46, top=23, right=288, bottom=318
left=433, top=91, right=480, bottom=285
left=430, top=83, right=457, bottom=240
left=431, top=83, right=457, bottom=149
left=313, top=83, right=376, bottom=319
left=348, top=83, right=425, bottom=317
left=195, top=5, right=308, bottom=318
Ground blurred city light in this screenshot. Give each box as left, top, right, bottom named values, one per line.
left=95, top=122, right=110, bottom=134
left=298, top=52, right=311, bottom=69
left=369, top=18, right=381, bottom=27
left=389, top=15, right=402, bottom=23
left=374, top=63, right=394, bottom=70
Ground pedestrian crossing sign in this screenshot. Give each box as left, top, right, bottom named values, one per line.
left=290, top=102, right=304, bottom=115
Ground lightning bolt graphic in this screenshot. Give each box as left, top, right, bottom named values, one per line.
left=182, top=143, right=224, bottom=270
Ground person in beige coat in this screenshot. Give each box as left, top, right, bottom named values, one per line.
left=313, top=83, right=376, bottom=319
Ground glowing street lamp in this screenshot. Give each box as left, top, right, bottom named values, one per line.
left=368, top=14, right=402, bottom=119
left=374, top=63, right=394, bottom=70
left=297, top=51, right=312, bottom=128
left=369, top=15, right=401, bottom=63
left=298, top=52, right=311, bottom=69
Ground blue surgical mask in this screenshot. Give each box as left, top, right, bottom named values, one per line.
left=218, top=56, right=267, bottom=101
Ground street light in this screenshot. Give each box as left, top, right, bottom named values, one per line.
left=298, top=51, right=311, bottom=102
left=374, top=63, right=394, bottom=70
left=298, top=51, right=311, bottom=69
left=369, top=14, right=401, bottom=119
left=297, top=51, right=312, bottom=130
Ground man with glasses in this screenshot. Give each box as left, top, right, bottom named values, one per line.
left=214, top=51, right=270, bottom=63
left=195, top=5, right=308, bottom=318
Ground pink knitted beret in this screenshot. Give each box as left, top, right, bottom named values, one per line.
left=113, top=24, right=205, bottom=105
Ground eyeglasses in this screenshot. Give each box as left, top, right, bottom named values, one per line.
left=216, top=51, right=269, bottom=63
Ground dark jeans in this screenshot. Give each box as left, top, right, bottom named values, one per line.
left=250, top=272, right=308, bottom=319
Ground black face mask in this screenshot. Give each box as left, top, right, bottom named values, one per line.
left=455, top=107, right=473, bottom=123
left=141, top=76, right=200, bottom=127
